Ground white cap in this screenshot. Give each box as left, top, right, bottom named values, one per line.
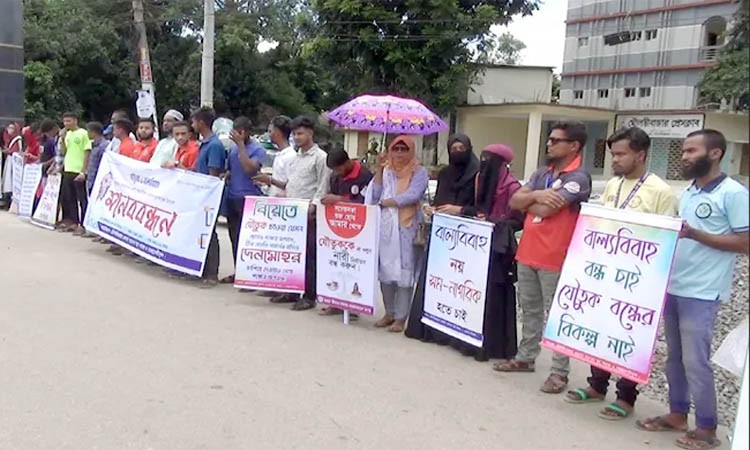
left=164, top=109, right=184, bottom=121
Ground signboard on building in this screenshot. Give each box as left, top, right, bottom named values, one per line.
left=615, top=114, right=704, bottom=139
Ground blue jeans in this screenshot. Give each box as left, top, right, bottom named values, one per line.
left=664, top=294, right=720, bottom=429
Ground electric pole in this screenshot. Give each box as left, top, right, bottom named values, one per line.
left=200, top=0, right=215, bottom=108
left=132, top=0, right=159, bottom=135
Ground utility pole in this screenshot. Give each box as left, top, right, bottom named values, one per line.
left=132, top=0, right=159, bottom=136
left=200, top=0, right=215, bottom=108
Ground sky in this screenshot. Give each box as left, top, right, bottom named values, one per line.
left=495, top=0, right=568, bottom=72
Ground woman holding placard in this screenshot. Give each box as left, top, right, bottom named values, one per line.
left=365, top=135, right=429, bottom=333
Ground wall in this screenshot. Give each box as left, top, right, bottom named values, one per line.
left=467, top=67, right=553, bottom=105
left=0, top=0, right=24, bottom=125
left=456, top=112, right=529, bottom=179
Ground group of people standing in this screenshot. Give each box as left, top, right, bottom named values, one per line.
left=2, top=109, right=747, bottom=449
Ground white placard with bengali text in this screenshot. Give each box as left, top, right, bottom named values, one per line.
left=31, top=174, right=62, bottom=230
left=19, top=163, right=42, bottom=219
left=422, top=213, right=494, bottom=347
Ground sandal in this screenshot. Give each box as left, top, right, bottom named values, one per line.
left=318, top=307, right=343, bottom=316
left=675, top=431, right=721, bottom=450
left=291, top=298, right=316, bottom=311
left=374, top=315, right=395, bottom=328
left=219, top=275, right=235, bottom=284
left=636, top=416, right=688, bottom=432
left=270, top=294, right=297, bottom=304
left=598, top=402, right=632, bottom=420
left=198, top=278, right=218, bottom=289
left=540, top=373, right=569, bottom=394
left=564, top=387, right=605, bottom=404
left=492, top=359, right=535, bottom=373
left=388, top=320, right=405, bottom=333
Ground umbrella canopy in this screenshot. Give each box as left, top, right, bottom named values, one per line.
left=327, top=94, right=448, bottom=135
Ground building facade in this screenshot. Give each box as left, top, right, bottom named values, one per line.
left=0, top=0, right=24, bottom=127
left=560, top=0, right=748, bottom=183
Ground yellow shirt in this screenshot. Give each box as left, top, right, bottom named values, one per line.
left=602, top=173, right=678, bottom=216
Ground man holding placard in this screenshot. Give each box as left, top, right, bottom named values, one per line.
left=637, top=130, right=748, bottom=450
left=564, top=127, right=677, bottom=420
left=495, top=121, right=591, bottom=395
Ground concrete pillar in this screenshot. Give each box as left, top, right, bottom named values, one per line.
left=343, top=130, right=358, bottom=159
left=524, top=111, right=543, bottom=180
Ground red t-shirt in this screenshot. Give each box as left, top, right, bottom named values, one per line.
left=118, top=137, right=137, bottom=159
left=175, top=140, right=199, bottom=170
left=515, top=156, right=592, bottom=272
left=22, top=127, right=41, bottom=163
left=134, top=139, right=157, bottom=162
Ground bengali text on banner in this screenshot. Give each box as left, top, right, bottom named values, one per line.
left=84, top=152, right=224, bottom=277
left=422, top=213, right=494, bottom=348
left=19, top=163, right=43, bottom=219
left=541, top=203, right=682, bottom=384
left=31, top=174, right=62, bottom=230
left=316, top=202, right=379, bottom=315
left=234, top=196, right=309, bottom=293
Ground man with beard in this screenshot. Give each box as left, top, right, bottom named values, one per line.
left=564, top=127, right=677, bottom=420
left=496, top=121, right=592, bottom=395
left=637, top=129, right=748, bottom=450
left=134, top=118, right=158, bottom=162
left=149, top=110, right=183, bottom=167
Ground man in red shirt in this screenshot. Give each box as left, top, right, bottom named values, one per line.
left=134, top=118, right=157, bottom=162
left=162, top=121, right=199, bottom=170
left=494, top=121, right=592, bottom=395
left=114, top=119, right=136, bottom=159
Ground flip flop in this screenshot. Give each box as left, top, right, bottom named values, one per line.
left=675, top=431, right=721, bottom=450
left=598, top=402, right=632, bottom=420
left=636, top=416, right=688, bottom=432
left=564, top=388, right=605, bottom=404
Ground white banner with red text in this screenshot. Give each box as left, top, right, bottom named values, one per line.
left=83, top=152, right=224, bottom=277
left=316, top=202, right=379, bottom=315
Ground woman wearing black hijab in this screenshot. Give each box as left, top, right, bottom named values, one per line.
left=405, top=133, right=480, bottom=342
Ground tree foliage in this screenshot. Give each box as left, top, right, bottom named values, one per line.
left=482, top=32, right=526, bottom=65
left=699, top=0, right=749, bottom=111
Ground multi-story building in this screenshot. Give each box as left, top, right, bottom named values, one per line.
left=560, top=0, right=748, bottom=182
left=0, top=0, right=23, bottom=127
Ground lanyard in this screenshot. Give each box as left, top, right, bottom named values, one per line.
left=545, top=173, right=553, bottom=189
left=615, top=172, right=650, bottom=209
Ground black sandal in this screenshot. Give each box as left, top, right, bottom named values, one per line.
left=291, top=298, right=316, bottom=311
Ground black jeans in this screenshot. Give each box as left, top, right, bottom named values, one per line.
left=61, top=171, right=88, bottom=224
left=225, top=197, right=245, bottom=266
left=588, top=366, right=639, bottom=406
left=203, top=228, right=220, bottom=280
left=304, top=212, right=317, bottom=301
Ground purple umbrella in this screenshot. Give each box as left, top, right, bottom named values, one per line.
left=327, top=94, right=448, bottom=135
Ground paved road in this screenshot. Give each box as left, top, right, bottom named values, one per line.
left=0, top=213, right=731, bottom=450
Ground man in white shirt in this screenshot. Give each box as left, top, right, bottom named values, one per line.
left=254, top=116, right=331, bottom=311
left=149, top=109, right=183, bottom=167
left=267, top=115, right=296, bottom=197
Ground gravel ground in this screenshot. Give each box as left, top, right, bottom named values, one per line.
left=641, top=255, right=749, bottom=428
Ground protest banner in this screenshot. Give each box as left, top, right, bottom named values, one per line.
left=542, top=203, right=681, bottom=384
left=9, top=152, right=23, bottom=214
left=84, top=152, right=224, bottom=277
left=234, top=196, right=309, bottom=293
left=31, top=174, right=62, bottom=230
left=316, top=203, right=379, bottom=315
left=421, top=213, right=494, bottom=347
left=18, top=163, right=43, bottom=218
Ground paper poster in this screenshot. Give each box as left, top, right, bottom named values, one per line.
left=9, top=152, right=23, bottom=214
left=31, top=174, right=62, bottom=230
left=18, top=163, right=43, bottom=218
left=316, top=203, right=379, bottom=315
left=542, top=203, right=682, bottom=384
left=422, top=213, right=494, bottom=347
left=234, top=196, right=309, bottom=293
left=84, top=152, right=224, bottom=276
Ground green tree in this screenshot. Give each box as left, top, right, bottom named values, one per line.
left=698, top=0, right=749, bottom=111
left=307, top=0, right=540, bottom=114
left=482, top=31, right=526, bottom=65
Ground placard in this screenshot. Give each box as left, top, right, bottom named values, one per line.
left=541, top=203, right=682, bottom=384
left=18, top=163, right=42, bottom=218
left=421, top=213, right=494, bottom=347
left=316, top=203, right=379, bottom=315
left=9, top=152, right=23, bottom=214
left=31, top=174, right=62, bottom=230
left=234, top=196, right=309, bottom=293
left=84, top=152, right=224, bottom=276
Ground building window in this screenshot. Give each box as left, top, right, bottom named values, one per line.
left=598, top=89, right=609, bottom=98
left=639, top=87, right=652, bottom=97
left=624, top=87, right=636, bottom=98
left=578, top=37, right=589, bottom=47
left=574, top=90, right=584, bottom=99
left=645, top=29, right=658, bottom=40
left=631, top=31, right=643, bottom=41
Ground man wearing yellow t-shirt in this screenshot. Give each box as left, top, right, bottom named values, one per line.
left=59, top=112, right=92, bottom=234
left=565, top=126, right=677, bottom=420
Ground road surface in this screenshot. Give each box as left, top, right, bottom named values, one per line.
left=0, top=213, right=731, bottom=450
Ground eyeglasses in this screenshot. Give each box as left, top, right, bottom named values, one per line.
left=547, top=137, right=574, bottom=145
left=391, top=146, right=410, bottom=153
